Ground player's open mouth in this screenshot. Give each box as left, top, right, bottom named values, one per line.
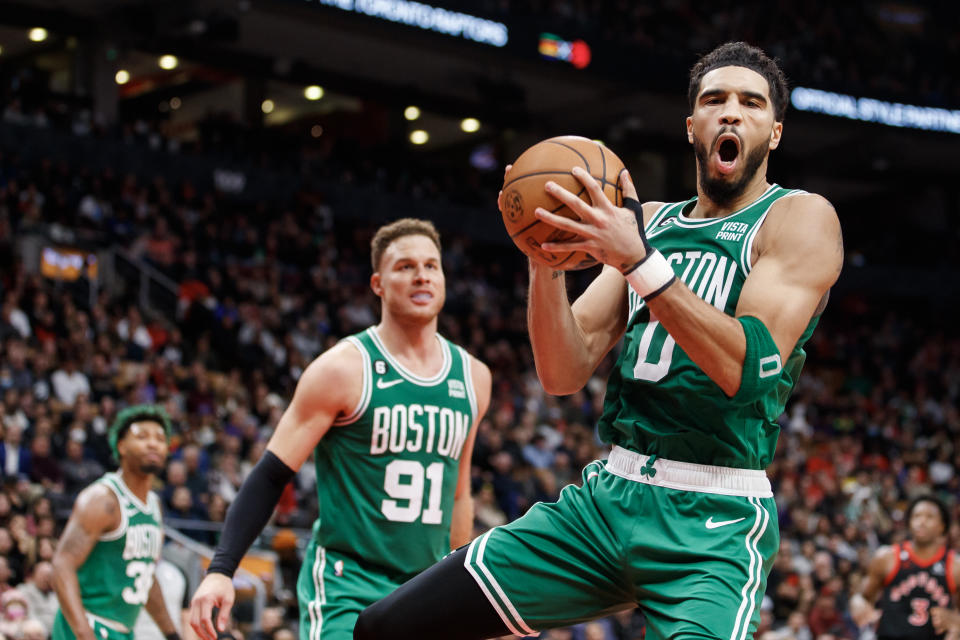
left=411, top=292, right=433, bottom=303
left=714, top=134, right=740, bottom=174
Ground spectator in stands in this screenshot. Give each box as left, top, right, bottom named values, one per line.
left=473, top=482, right=507, bottom=531
left=179, top=443, right=211, bottom=497
left=34, top=537, right=56, bottom=564
left=760, top=610, right=812, bottom=640
left=50, top=353, right=90, bottom=408
left=806, top=585, right=846, bottom=637
left=0, top=424, right=30, bottom=481
left=0, top=491, right=10, bottom=527
left=163, top=459, right=188, bottom=504
left=61, top=431, right=104, bottom=497
left=27, top=351, right=53, bottom=405
left=4, top=339, right=33, bottom=391
left=7, top=514, right=35, bottom=579
left=0, top=587, right=30, bottom=639
left=167, top=485, right=212, bottom=545
left=0, top=294, right=31, bottom=341
left=17, top=561, right=56, bottom=633
left=27, top=434, right=62, bottom=491
left=87, top=351, right=117, bottom=402
left=248, top=606, right=285, bottom=640
left=116, top=306, right=153, bottom=360
left=0, top=556, right=12, bottom=596
left=2, top=390, right=29, bottom=436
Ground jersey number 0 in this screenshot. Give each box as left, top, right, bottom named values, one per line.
left=633, top=320, right=676, bottom=382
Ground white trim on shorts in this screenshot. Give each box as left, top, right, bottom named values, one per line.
left=463, top=531, right=538, bottom=638
left=730, top=496, right=771, bottom=640
left=308, top=545, right=327, bottom=640
left=605, top=446, right=772, bottom=497
left=86, top=612, right=130, bottom=634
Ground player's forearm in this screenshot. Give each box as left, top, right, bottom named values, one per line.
left=645, top=280, right=745, bottom=396
left=527, top=262, right=595, bottom=394
left=51, top=563, right=95, bottom=640
left=146, top=580, right=178, bottom=635
left=207, top=450, right=295, bottom=577
left=450, top=494, right=474, bottom=550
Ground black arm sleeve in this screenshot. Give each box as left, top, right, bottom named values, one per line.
left=206, top=450, right=295, bottom=578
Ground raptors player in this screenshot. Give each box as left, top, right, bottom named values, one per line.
left=852, top=495, right=960, bottom=639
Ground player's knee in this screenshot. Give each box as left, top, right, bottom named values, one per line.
left=353, top=602, right=389, bottom=640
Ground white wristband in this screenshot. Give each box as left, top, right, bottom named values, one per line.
left=624, top=250, right=676, bottom=299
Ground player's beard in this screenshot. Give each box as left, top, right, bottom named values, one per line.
left=140, top=462, right=164, bottom=476
left=693, top=131, right=768, bottom=206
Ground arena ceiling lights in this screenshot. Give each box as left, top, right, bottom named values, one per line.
left=312, top=0, right=508, bottom=47
left=158, top=54, right=179, bottom=70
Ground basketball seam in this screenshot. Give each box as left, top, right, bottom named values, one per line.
left=503, top=170, right=585, bottom=190
left=552, top=252, right=577, bottom=268
left=546, top=140, right=591, bottom=174
left=507, top=185, right=586, bottom=239
left=597, top=141, right=608, bottom=195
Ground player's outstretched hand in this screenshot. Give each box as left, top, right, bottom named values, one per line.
left=536, top=167, right=647, bottom=273
left=850, top=603, right=881, bottom=628
left=189, top=573, right=235, bottom=640
left=932, top=606, right=960, bottom=634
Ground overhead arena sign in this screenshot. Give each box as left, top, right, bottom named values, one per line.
left=791, top=87, right=960, bottom=134
left=314, top=0, right=509, bottom=47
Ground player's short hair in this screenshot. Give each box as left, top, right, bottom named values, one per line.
left=108, top=404, right=172, bottom=461
left=370, top=218, right=442, bottom=272
left=688, top=41, right=789, bottom=122
left=906, top=494, right=950, bottom=532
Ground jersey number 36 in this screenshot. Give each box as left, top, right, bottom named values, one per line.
left=122, top=560, right=156, bottom=605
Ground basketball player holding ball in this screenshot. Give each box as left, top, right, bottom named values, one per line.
left=356, top=41, right=843, bottom=640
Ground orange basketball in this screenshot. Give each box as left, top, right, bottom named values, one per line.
left=500, top=136, right=625, bottom=270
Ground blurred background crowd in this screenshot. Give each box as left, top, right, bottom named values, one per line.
left=0, top=0, right=958, bottom=639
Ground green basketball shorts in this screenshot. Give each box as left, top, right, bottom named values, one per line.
left=297, top=541, right=413, bottom=640
left=464, top=446, right=780, bottom=639
left=52, top=611, right=134, bottom=640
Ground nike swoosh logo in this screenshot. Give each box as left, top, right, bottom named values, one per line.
left=705, top=516, right=746, bottom=530
left=376, top=378, right=404, bottom=389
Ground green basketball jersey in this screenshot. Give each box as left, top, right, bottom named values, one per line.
left=312, top=327, right=478, bottom=577
left=598, top=185, right=820, bottom=470
left=74, top=472, right=164, bottom=629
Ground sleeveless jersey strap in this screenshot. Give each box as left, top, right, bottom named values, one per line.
left=741, top=188, right=809, bottom=274
left=883, top=543, right=901, bottom=586
left=948, top=550, right=958, bottom=595
left=333, top=336, right=372, bottom=426
left=99, top=476, right=128, bottom=541
left=457, top=345, right=478, bottom=420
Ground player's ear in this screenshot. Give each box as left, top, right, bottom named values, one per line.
left=685, top=116, right=694, bottom=144
left=769, top=121, right=783, bottom=150
left=370, top=272, right=383, bottom=296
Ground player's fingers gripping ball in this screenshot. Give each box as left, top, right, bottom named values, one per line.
left=500, top=135, right=625, bottom=270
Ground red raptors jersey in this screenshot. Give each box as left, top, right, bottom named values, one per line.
left=876, top=542, right=957, bottom=640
